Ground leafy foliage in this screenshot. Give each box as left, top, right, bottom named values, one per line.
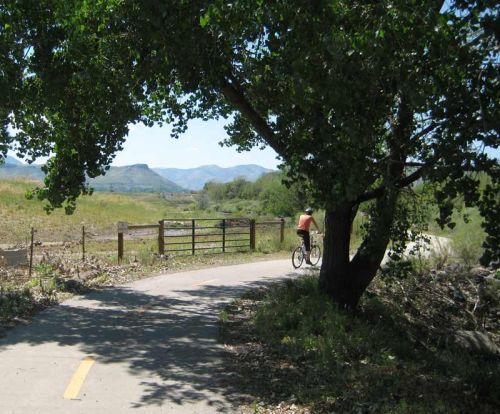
left=479, top=182, right=500, bottom=266
left=200, top=171, right=306, bottom=217
left=1, top=1, right=498, bottom=305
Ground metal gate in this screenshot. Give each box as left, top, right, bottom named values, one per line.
left=158, top=218, right=255, bottom=256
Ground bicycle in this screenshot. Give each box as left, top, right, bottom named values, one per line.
left=292, top=231, right=322, bottom=269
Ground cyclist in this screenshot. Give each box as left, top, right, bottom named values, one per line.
left=296, top=207, right=322, bottom=265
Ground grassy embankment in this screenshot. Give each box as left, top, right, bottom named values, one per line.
left=221, top=272, right=499, bottom=413
left=0, top=179, right=186, bottom=243
left=1, top=178, right=314, bottom=262
left=221, top=203, right=496, bottom=413
left=0, top=178, right=298, bottom=328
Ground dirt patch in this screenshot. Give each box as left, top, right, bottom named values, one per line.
left=220, top=290, right=315, bottom=414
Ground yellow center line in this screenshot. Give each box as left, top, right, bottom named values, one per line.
left=194, top=278, right=219, bottom=286
left=63, top=356, right=96, bottom=400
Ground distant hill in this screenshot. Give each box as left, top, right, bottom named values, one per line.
left=0, top=162, right=186, bottom=193
left=153, top=164, right=274, bottom=190
left=3, top=155, right=24, bottom=165
left=0, top=159, right=272, bottom=192
left=0, top=163, right=45, bottom=181
left=90, top=164, right=185, bottom=193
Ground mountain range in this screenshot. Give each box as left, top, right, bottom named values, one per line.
left=90, top=164, right=184, bottom=193
left=153, top=164, right=272, bottom=190
left=1, top=156, right=273, bottom=192
left=1, top=156, right=45, bottom=181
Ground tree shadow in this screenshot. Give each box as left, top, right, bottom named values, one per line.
left=217, top=281, right=500, bottom=413
left=0, top=272, right=302, bottom=411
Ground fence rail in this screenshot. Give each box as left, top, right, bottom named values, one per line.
left=160, top=218, right=253, bottom=257
left=0, top=218, right=287, bottom=267
left=117, top=217, right=285, bottom=261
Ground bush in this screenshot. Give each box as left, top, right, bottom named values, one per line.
left=451, top=219, right=485, bottom=268
left=243, top=273, right=500, bottom=412
left=0, top=287, right=37, bottom=321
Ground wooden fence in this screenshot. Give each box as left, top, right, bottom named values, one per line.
left=117, top=218, right=285, bottom=262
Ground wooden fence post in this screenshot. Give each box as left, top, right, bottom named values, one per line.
left=222, top=219, right=226, bottom=253
left=82, top=226, right=86, bottom=261
left=280, top=218, right=285, bottom=244
left=158, top=220, right=165, bottom=255
left=250, top=219, right=256, bottom=250
left=117, top=221, right=127, bottom=263
left=192, top=219, right=196, bottom=255
left=29, top=227, right=35, bottom=277
left=118, top=232, right=124, bottom=263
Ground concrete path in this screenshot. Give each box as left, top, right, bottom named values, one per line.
left=382, top=234, right=452, bottom=264
left=0, top=259, right=306, bottom=414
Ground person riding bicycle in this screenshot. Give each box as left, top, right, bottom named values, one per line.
left=296, top=207, right=322, bottom=265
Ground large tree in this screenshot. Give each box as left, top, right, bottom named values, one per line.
left=1, top=0, right=498, bottom=308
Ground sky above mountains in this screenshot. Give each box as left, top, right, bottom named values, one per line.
left=6, top=118, right=280, bottom=170
left=7, top=117, right=497, bottom=170
left=112, top=119, right=280, bottom=169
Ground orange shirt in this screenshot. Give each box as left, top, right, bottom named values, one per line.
left=297, top=214, right=313, bottom=231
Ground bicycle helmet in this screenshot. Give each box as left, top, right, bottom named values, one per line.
left=305, top=207, right=313, bottom=214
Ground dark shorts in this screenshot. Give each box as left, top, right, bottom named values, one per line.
left=296, top=229, right=311, bottom=251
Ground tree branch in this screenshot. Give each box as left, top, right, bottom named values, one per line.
left=355, top=163, right=429, bottom=204
left=410, top=122, right=440, bottom=143
left=219, top=76, right=287, bottom=156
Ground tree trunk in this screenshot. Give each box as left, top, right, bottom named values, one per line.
left=319, top=191, right=400, bottom=310
left=319, top=92, right=411, bottom=309
left=319, top=206, right=357, bottom=309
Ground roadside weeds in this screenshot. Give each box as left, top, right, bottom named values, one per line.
left=219, top=267, right=500, bottom=413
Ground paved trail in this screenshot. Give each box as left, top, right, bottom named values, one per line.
left=0, top=259, right=305, bottom=414
left=0, top=234, right=451, bottom=414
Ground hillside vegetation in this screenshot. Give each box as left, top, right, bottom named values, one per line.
left=0, top=180, right=192, bottom=244
left=0, top=174, right=304, bottom=245
left=0, top=175, right=488, bottom=268
left=197, top=172, right=306, bottom=217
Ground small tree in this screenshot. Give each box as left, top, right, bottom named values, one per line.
left=196, top=191, right=210, bottom=211
left=258, top=172, right=305, bottom=217
left=2, top=0, right=498, bottom=308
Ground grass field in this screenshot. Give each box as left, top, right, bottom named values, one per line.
left=0, top=179, right=297, bottom=264
left=0, top=178, right=486, bottom=266
left=0, top=180, right=193, bottom=243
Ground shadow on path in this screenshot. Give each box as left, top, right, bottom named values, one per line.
left=0, top=273, right=299, bottom=411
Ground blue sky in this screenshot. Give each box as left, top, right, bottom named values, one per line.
left=112, top=119, right=280, bottom=169
left=8, top=118, right=497, bottom=168
left=7, top=119, right=281, bottom=169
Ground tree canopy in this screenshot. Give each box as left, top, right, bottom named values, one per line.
left=1, top=0, right=498, bottom=306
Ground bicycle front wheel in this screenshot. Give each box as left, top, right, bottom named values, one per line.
left=310, top=244, right=322, bottom=265
left=292, top=246, right=304, bottom=269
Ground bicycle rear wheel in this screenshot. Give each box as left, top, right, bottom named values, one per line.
left=292, top=246, right=304, bottom=269
left=310, top=244, right=321, bottom=265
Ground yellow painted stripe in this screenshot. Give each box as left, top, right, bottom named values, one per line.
left=194, top=278, right=219, bottom=286
left=63, top=356, right=96, bottom=400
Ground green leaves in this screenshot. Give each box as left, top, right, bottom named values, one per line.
left=199, top=13, right=210, bottom=28
left=0, top=0, right=498, bottom=269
